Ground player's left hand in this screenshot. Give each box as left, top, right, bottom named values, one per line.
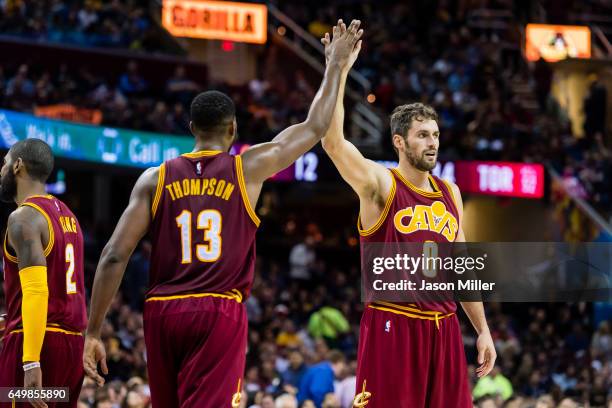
left=23, top=365, right=48, bottom=408
left=475, top=329, right=496, bottom=377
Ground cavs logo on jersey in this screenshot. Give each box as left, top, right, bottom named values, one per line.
left=353, top=380, right=372, bottom=407
left=393, top=201, right=458, bottom=241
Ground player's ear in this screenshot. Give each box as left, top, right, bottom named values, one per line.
left=392, top=134, right=405, bottom=152
left=229, top=119, right=237, bottom=140
left=189, top=121, right=195, bottom=135
left=12, top=157, right=23, bottom=175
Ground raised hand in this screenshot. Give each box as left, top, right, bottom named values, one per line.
left=324, top=19, right=363, bottom=70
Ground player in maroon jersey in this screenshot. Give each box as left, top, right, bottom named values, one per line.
left=0, top=139, right=87, bottom=408
left=320, top=29, right=496, bottom=408
left=83, top=19, right=363, bottom=408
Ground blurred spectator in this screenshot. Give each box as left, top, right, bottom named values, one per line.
left=281, top=350, right=308, bottom=391
left=166, top=65, right=200, bottom=106
left=119, top=61, right=148, bottom=96
left=289, top=237, right=316, bottom=281
left=307, top=306, right=350, bottom=348
left=297, top=351, right=346, bottom=408
left=274, top=393, right=298, bottom=408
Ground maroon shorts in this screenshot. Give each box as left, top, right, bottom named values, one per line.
left=355, top=305, right=472, bottom=408
left=143, top=295, right=247, bottom=408
left=0, top=330, right=84, bottom=408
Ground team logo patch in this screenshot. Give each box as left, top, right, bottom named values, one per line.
left=196, top=161, right=203, bottom=176
left=353, top=379, right=372, bottom=407
left=385, top=320, right=391, bottom=332
left=393, top=201, right=458, bottom=241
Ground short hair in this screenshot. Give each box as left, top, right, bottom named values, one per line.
left=328, top=350, right=346, bottom=364
left=190, top=90, right=235, bottom=132
left=9, top=139, right=54, bottom=182
left=390, top=103, right=438, bottom=138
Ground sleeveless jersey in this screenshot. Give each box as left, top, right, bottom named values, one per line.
left=2, top=195, right=87, bottom=335
left=359, top=169, right=461, bottom=313
left=148, top=151, right=259, bottom=299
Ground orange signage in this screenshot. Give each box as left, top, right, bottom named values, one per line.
left=34, top=104, right=103, bottom=125
left=526, top=24, right=591, bottom=62
left=162, top=0, right=267, bottom=44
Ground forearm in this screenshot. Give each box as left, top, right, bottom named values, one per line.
left=460, top=301, right=489, bottom=335
left=86, top=249, right=129, bottom=337
left=321, top=71, right=348, bottom=151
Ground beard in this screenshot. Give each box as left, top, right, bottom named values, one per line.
left=404, top=148, right=437, bottom=171
left=0, top=170, right=17, bottom=203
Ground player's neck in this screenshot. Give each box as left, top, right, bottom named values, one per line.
left=15, top=182, right=47, bottom=206
left=192, top=142, right=226, bottom=153
left=396, top=161, right=431, bottom=191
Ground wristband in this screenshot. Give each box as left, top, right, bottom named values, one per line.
left=23, top=362, right=40, bottom=371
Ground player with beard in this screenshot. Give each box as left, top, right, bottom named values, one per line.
left=0, top=139, right=86, bottom=407
left=320, top=27, right=496, bottom=407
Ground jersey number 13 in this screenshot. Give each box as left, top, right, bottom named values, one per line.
left=176, top=210, right=222, bottom=263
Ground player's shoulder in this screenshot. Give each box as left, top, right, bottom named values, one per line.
left=138, top=165, right=162, bottom=187
left=7, top=205, right=47, bottom=236
left=445, top=179, right=461, bottom=196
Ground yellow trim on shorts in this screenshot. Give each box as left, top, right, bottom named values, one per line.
left=9, top=327, right=82, bottom=336
left=368, top=303, right=454, bottom=330
left=391, top=168, right=443, bottom=198
left=234, top=155, right=261, bottom=227
left=151, top=163, right=165, bottom=218
left=358, top=171, right=396, bottom=237
left=146, top=289, right=243, bottom=303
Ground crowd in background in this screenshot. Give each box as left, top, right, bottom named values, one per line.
left=0, top=0, right=612, bottom=407
left=1, top=0, right=610, bottom=216
left=0, top=0, right=172, bottom=52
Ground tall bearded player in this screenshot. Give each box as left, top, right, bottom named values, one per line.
left=320, top=35, right=497, bottom=408
left=0, top=139, right=86, bottom=408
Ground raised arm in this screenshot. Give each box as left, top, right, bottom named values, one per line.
left=241, top=19, right=363, bottom=190
left=319, top=28, right=389, bottom=202
left=8, top=206, right=50, bottom=408
left=83, top=166, right=157, bottom=385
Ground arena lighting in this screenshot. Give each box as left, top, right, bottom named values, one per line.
left=162, top=0, right=267, bottom=44
left=367, top=93, right=376, bottom=103
left=525, top=24, right=591, bottom=62
left=277, top=26, right=287, bottom=36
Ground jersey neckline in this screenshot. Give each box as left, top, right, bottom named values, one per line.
left=182, top=150, right=223, bottom=158
left=391, top=168, right=443, bottom=198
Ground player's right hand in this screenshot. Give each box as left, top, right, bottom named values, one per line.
left=83, top=335, right=108, bottom=386
left=325, top=19, right=363, bottom=70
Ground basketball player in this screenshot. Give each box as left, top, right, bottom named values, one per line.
left=320, top=29, right=497, bottom=407
left=82, top=19, right=363, bottom=408
left=0, top=139, right=86, bottom=408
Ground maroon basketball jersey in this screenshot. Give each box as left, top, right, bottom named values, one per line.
left=2, top=195, right=87, bottom=335
left=359, top=169, right=460, bottom=313
left=148, top=151, right=259, bottom=299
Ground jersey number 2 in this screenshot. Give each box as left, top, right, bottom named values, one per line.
left=66, top=243, right=77, bottom=294
left=176, top=210, right=222, bottom=263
